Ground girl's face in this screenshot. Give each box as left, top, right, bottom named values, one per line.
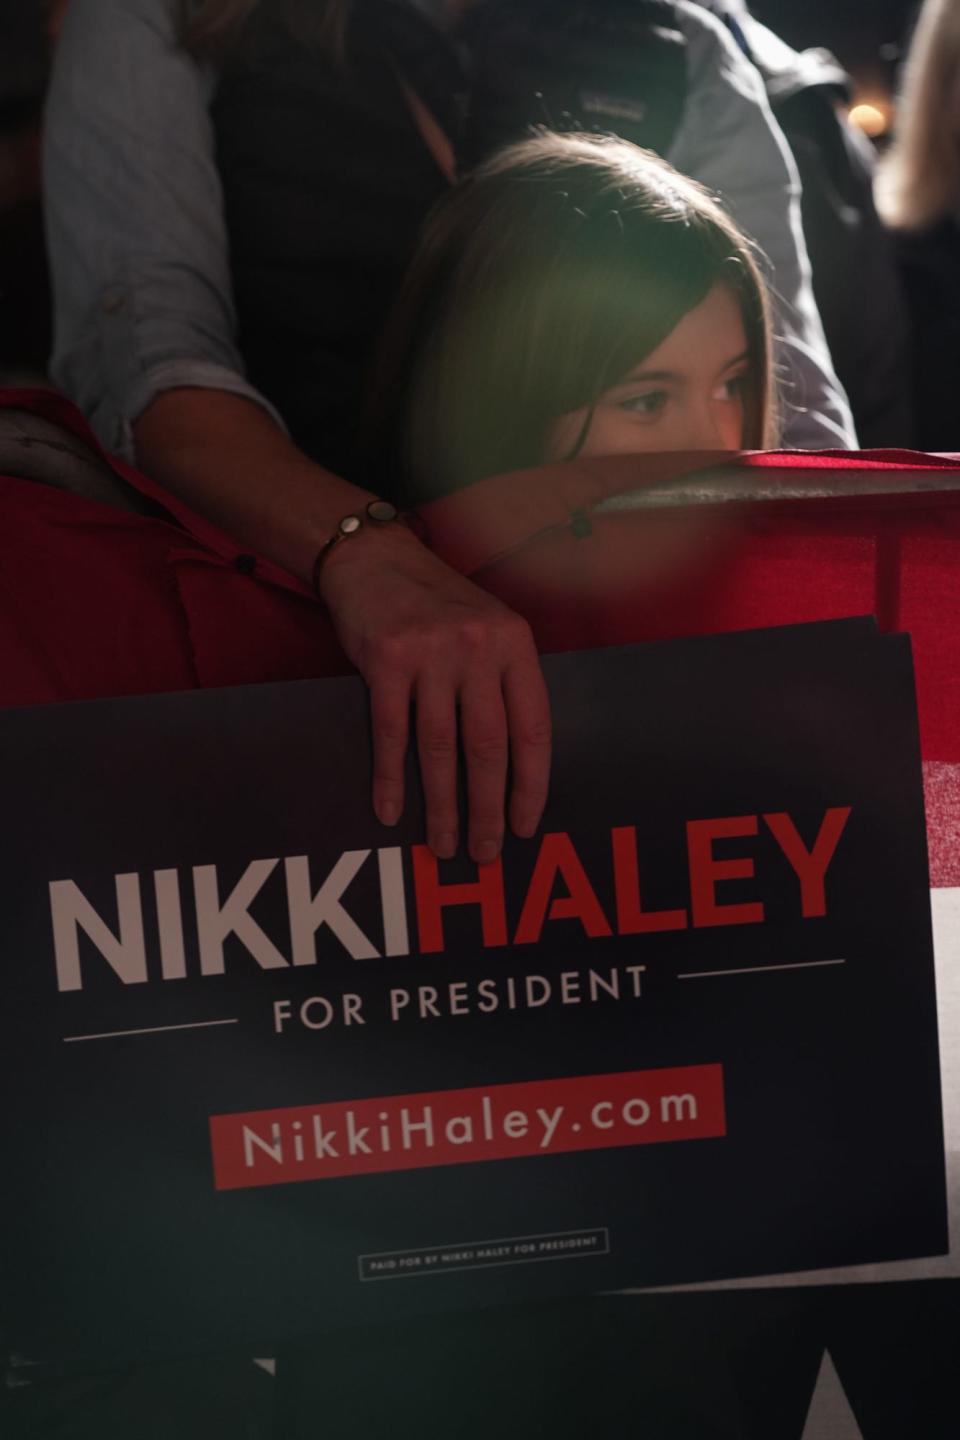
left=546, top=281, right=751, bottom=460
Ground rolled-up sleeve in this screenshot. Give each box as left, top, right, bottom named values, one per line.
left=43, top=0, right=283, bottom=459
left=669, top=2, right=857, bottom=449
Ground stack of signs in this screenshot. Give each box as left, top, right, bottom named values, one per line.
left=0, top=618, right=946, bottom=1367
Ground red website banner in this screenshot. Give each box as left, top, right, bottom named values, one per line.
left=210, top=1064, right=726, bottom=1191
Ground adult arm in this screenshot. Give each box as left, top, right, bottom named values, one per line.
left=669, top=1, right=858, bottom=449
left=43, top=0, right=550, bottom=861
left=44, top=0, right=272, bottom=453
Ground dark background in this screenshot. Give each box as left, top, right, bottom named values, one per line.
left=752, top=0, right=918, bottom=103
left=752, top=0, right=915, bottom=65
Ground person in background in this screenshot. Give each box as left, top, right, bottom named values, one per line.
left=696, top=0, right=913, bottom=449
left=876, top=0, right=960, bottom=451
left=43, top=0, right=854, bottom=873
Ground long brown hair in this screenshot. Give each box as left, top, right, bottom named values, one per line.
left=876, top=0, right=960, bottom=229
left=372, top=132, right=775, bottom=500
left=177, top=0, right=352, bottom=58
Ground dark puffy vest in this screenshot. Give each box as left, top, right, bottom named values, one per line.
left=212, top=0, right=688, bottom=487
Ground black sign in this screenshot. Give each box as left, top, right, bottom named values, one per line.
left=0, top=619, right=946, bottom=1367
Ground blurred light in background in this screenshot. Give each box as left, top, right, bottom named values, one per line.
left=848, top=100, right=892, bottom=138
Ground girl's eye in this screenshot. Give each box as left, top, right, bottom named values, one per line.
left=715, top=372, right=749, bottom=403
left=618, top=390, right=668, bottom=418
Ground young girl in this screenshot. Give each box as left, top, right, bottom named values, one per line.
left=373, top=131, right=777, bottom=501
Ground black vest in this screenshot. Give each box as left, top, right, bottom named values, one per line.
left=212, top=0, right=687, bottom=486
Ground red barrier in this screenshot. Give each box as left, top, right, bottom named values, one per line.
left=2, top=388, right=958, bottom=878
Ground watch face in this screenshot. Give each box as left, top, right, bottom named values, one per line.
left=366, top=500, right=399, bottom=524
left=340, top=515, right=363, bottom=536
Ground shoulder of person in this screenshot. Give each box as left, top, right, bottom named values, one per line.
left=668, top=0, right=745, bottom=49
left=62, top=0, right=179, bottom=38
left=667, top=0, right=770, bottom=106
left=54, top=0, right=216, bottom=106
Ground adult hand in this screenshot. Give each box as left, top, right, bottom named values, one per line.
left=317, top=522, right=551, bottom=863
left=131, top=391, right=548, bottom=860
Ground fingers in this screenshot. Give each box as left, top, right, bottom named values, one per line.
left=357, top=567, right=550, bottom=858
left=370, top=673, right=411, bottom=828
left=504, top=656, right=552, bottom=840
left=459, top=672, right=509, bottom=865
left=369, top=622, right=550, bottom=862
left=415, top=678, right=459, bottom=859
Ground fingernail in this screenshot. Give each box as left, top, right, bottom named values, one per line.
left=379, top=801, right=399, bottom=827
left=473, top=840, right=499, bottom=865
left=433, top=832, right=457, bottom=859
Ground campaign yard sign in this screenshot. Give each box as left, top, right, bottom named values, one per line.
left=0, top=619, right=947, bottom=1366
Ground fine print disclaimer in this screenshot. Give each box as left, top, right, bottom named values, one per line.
left=359, top=1228, right=610, bottom=1281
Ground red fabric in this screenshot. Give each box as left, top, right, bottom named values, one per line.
left=0, top=390, right=341, bottom=705
left=2, top=389, right=959, bottom=879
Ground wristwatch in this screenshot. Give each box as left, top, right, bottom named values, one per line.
left=311, top=499, right=418, bottom=594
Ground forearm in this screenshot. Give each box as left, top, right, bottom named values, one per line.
left=132, top=388, right=379, bottom=583
left=133, top=385, right=550, bottom=862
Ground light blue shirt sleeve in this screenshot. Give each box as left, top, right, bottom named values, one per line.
left=43, top=0, right=284, bottom=460
left=669, top=1, right=858, bottom=448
